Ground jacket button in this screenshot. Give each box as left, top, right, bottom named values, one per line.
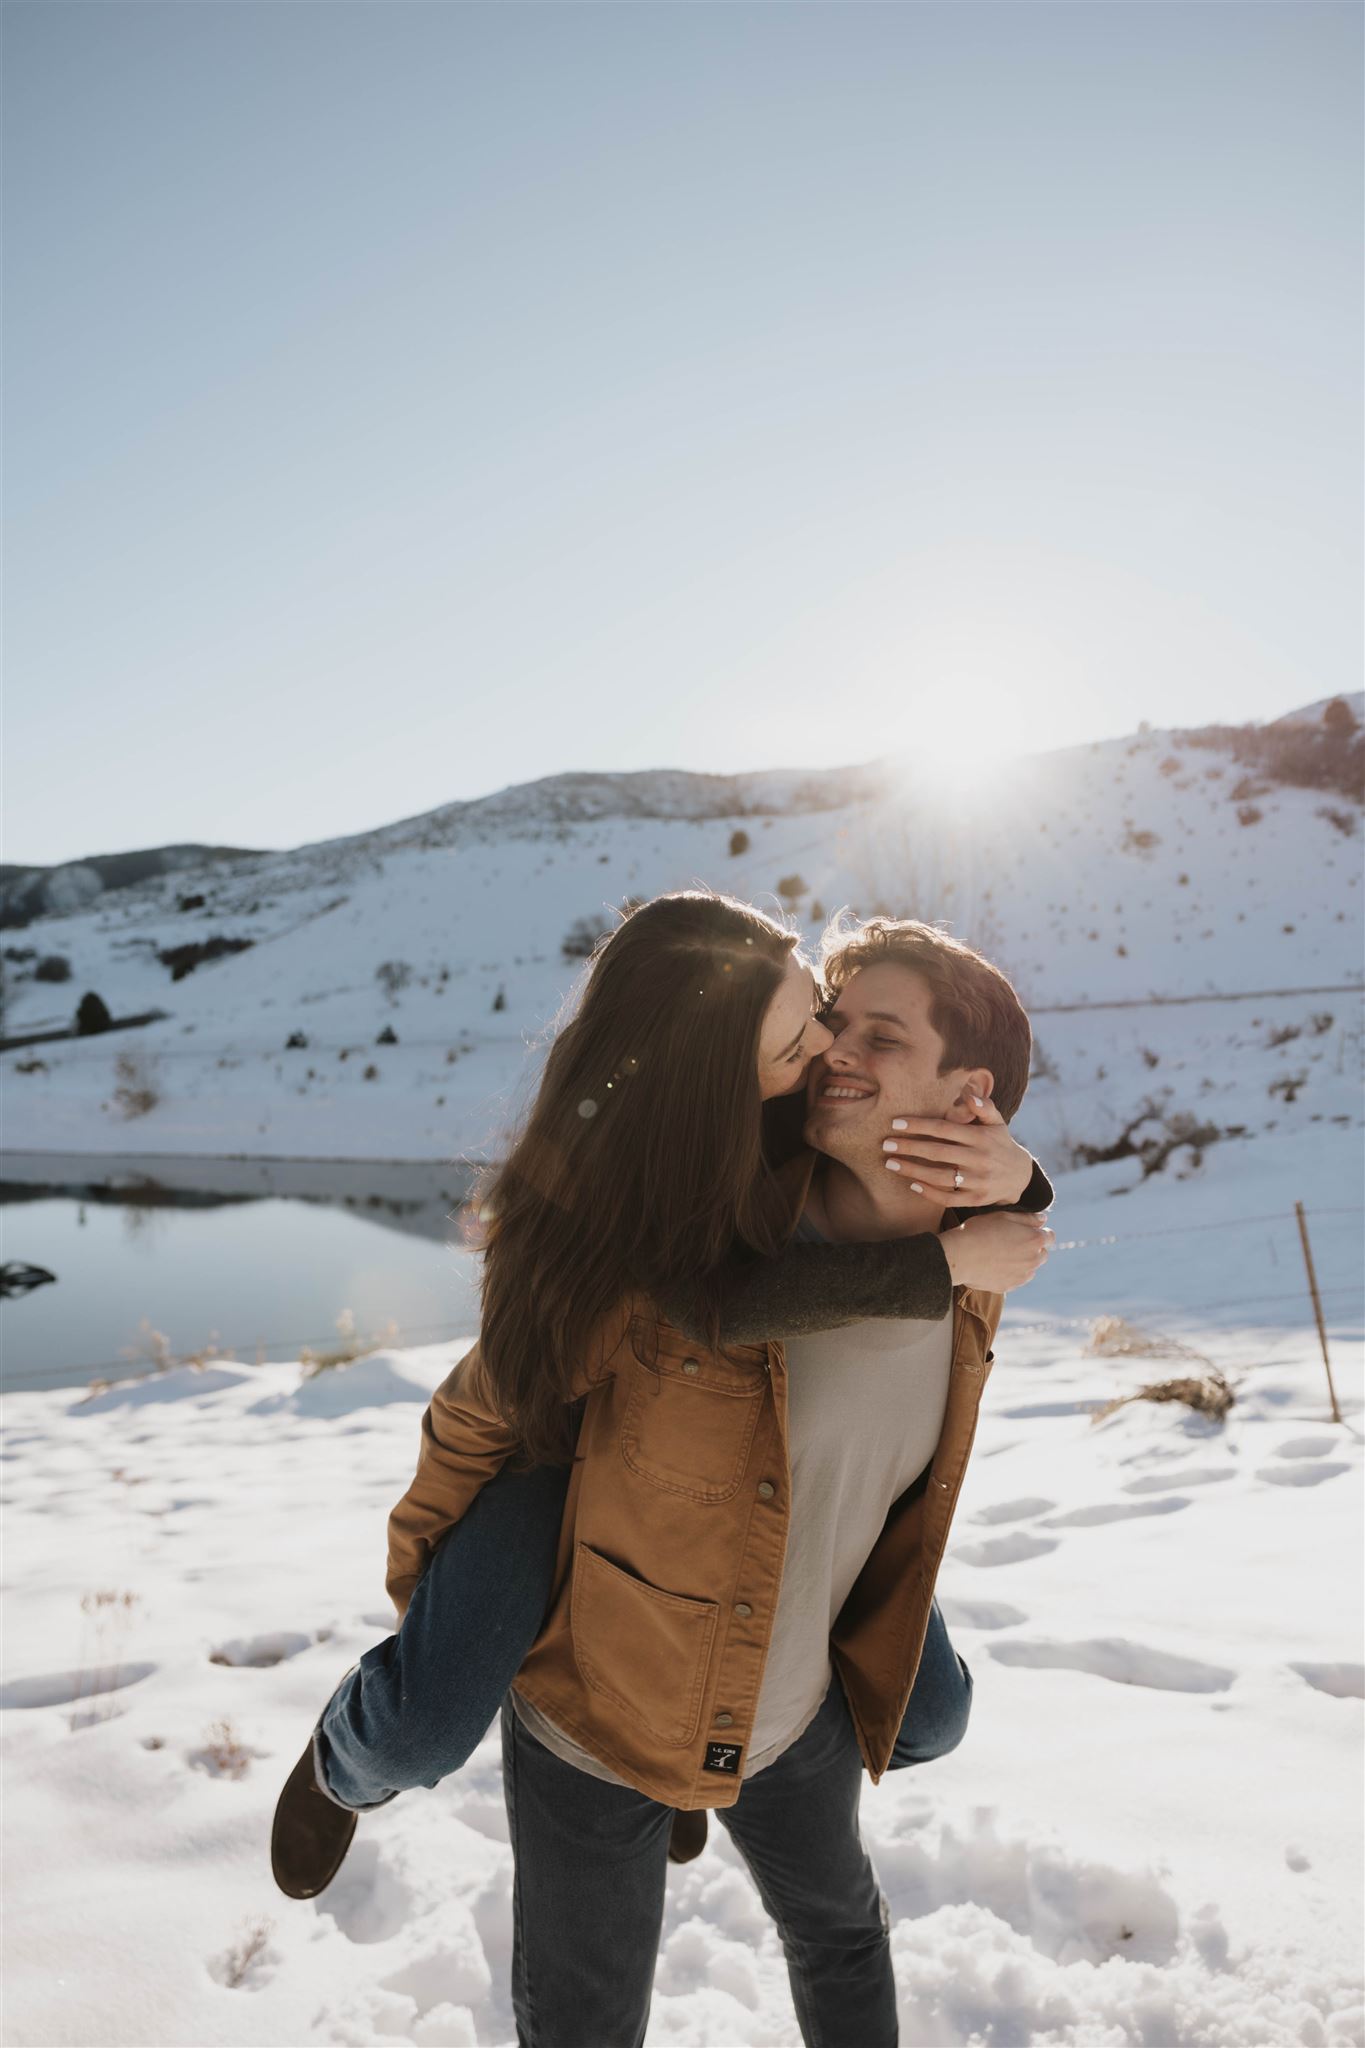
left=715, top=1712, right=734, bottom=1728
left=734, top=1603, right=752, bottom=1618
left=757, top=1481, right=776, bottom=1500
left=682, top=1358, right=701, bottom=1375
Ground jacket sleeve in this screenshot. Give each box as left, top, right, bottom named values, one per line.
left=657, top=1154, right=1053, bottom=1347
left=385, top=1346, right=522, bottom=1620
left=958, top=1156, right=1054, bottom=1218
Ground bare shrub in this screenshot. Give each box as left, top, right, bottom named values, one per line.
left=300, top=1306, right=399, bottom=1375
left=1121, top=827, right=1160, bottom=854
left=1086, top=1316, right=1210, bottom=1365
left=35, top=954, right=72, bottom=982
left=72, top=1590, right=141, bottom=1728
left=215, top=1917, right=275, bottom=1989
left=563, top=915, right=609, bottom=960
left=113, top=1051, right=160, bottom=1119
left=1237, top=804, right=1263, bottom=827
left=196, top=1719, right=251, bottom=1779
left=1318, top=806, right=1357, bottom=837
left=374, top=959, right=413, bottom=1002
left=775, top=874, right=808, bottom=907
left=729, top=829, right=751, bottom=856
left=119, top=1317, right=175, bottom=1371
left=1093, top=1370, right=1236, bottom=1425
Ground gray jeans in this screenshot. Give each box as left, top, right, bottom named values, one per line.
left=502, top=1677, right=898, bottom=2048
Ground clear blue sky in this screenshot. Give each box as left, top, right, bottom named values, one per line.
left=4, top=2, right=1360, bottom=866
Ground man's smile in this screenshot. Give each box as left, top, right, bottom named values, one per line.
left=814, top=1079, right=875, bottom=1104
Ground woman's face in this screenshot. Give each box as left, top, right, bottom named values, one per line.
left=756, top=954, right=835, bottom=1100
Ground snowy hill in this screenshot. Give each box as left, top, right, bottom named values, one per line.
left=2, top=711, right=1361, bottom=1169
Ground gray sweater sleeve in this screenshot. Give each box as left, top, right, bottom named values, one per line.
left=658, top=1155, right=1054, bottom=1348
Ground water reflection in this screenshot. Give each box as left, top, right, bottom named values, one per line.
left=0, top=1152, right=484, bottom=1393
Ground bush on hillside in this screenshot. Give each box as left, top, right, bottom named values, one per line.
left=158, top=937, right=254, bottom=982
left=374, top=960, right=413, bottom=1002
left=729, top=829, right=751, bottom=857
left=563, top=915, right=609, bottom=960
left=1184, top=706, right=1364, bottom=802
left=35, top=954, right=72, bottom=983
left=113, top=1050, right=160, bottom=1119
left=76, top=991, right=113, bottom=1035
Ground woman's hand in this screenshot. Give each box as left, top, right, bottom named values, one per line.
left=883, top=1094, right=1033, bottom=1205
left=940, top=1211, right=1054, bottom=1292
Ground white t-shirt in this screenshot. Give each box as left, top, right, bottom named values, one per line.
left=513, top=1226, right=954, bottom=1784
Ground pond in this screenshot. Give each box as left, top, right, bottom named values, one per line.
left=0, top=1152, right=483, bottom=1394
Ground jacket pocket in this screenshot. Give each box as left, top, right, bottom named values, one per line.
left=570, top=1543, right=719, bottom=1749
left=620, top=1329, right=765, bottom=1502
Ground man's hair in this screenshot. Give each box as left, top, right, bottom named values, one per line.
left=820, top=916, right=1032, bottom=1121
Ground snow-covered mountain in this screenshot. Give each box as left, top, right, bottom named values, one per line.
left=2, top=707, right=1360, bottom=1172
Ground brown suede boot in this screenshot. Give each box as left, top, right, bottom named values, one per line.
left=270, top=1740, right=358, bottom=1900
left=667, top=1809, right=708, bottom=1864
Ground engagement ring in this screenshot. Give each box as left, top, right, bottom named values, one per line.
left=953, top=1170, right=965, bottom=1189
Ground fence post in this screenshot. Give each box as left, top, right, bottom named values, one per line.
left=1294, top=1202, right=1343, bottom=1424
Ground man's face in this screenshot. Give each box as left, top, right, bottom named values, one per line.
left=803, top=963, right=964, bottom=1164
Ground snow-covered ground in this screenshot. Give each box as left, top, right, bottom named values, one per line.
left=3, top=1130, right=1361, bottom=2048
left=3, top=719, right=1361, bottom=1168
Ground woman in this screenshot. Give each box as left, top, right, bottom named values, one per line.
left=272, top=893, right=1050, bottom=1932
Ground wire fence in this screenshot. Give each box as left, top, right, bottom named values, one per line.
left=4, top=1202, right=1362, bottom=1389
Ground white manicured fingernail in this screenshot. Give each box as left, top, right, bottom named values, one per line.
left=909, top=1181, right=924, bottom=1193
left=885, top=1158, right=902, bottom=1173
left=882, top=1140, right=897, bottom=1153
left=891, top=1119, right=907, bottom=1131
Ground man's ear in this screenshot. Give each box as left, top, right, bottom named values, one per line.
left=944, top=1069, right=994, bottom=1123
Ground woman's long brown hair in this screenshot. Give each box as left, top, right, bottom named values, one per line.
left=477, top=890, right=798, bottom=1464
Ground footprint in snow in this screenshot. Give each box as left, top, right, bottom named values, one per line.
left=1256, top=1461, right=1351, bottom=1489
left=968, top=1497, right=1057, bottom=1526
left=936, top=1597, right=1028, bottom=1631
left=1287, top=1661, right=1364, bottom=1700
left=1274, top=1436, right=1346, bottom=1460
left=314, top=1836, right=418, bottom=1944
left=1122, top=1465, right=1234, bottom=1494
left=1040, top=1496, right=1190, bottom=1528
left=0, top=1663, right=156, bottom=1710
left=1285, top=1844, right=1312, bottom=1872
left=209, top=1631, right=313, bottom=1668
left=988, top=1637, right=1235, bottom=1693
left=952, top=1532, right=1059, bottom=1568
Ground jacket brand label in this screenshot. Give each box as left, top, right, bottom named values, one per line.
left=703, top=1742, right=742, bottom=1775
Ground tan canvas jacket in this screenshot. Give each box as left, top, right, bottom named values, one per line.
left=386, top=1207, right=1003, bottom=1811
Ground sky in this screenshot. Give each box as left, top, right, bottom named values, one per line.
left=3, top=1, right=1361, bottom=868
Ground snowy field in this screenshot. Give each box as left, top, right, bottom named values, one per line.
left=3, top=1129, right=1362, bottom=2048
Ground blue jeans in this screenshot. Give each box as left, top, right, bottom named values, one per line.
left=505, top=1676, right=899, bottom=2048
left=317, top=1460, right=972, bottom=1810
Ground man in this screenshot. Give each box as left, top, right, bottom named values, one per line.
left=488, top=916, right=1048, bottom=2047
